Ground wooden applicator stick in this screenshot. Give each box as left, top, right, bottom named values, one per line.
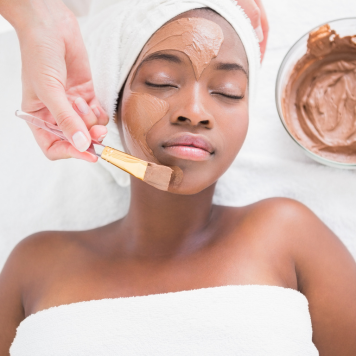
left=101, top=147, right=173, bottom=191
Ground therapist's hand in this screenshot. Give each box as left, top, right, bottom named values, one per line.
left=236, top=0, right=269, bottom=60
left=1, top=0, right=108, bottom=162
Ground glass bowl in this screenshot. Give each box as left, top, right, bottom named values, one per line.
left=275, top=17, right=356, bottom=169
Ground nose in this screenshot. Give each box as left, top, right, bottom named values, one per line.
left=170, top=85, right=215, bottom=129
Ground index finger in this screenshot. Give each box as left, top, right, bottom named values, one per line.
left=235, top=0, right=262, bottom=40
left=254, top=0, right=269, bottom=60
left=27, top=122, right=98, bottom=162
left=40, top=87, right=92, bottom=152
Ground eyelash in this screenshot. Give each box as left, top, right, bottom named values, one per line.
left=213, top=93, right=244, bottom=100
left=145, top=81, right=177, bottom=88
left=145, top=81, right=243, bottom=100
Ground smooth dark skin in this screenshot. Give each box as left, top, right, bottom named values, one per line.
left=1, top=9, right=356, bottom=356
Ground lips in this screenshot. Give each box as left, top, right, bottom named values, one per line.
left=162, top=133, right=214, bottom=161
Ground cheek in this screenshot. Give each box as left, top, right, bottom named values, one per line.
left=217, top=103, right=249, bottom=167
left=121, top=91, right=169, bottom=161
left=226, top=110, right=248, bottom=148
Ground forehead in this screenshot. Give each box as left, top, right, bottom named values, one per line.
left=142, top=8, right=249, bottom=74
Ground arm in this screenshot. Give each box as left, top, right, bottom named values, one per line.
left=0, top=242, right=26, bottom=356
left=0, top=232, right=59, bottom=355
left=286, top=201, right=356, bottom=355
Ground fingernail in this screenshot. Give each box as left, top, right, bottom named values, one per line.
left=75, top=97, right=89, bottom=115
left=72, top=131, right=90, bottom=152
left=97, top=134, right=106, bottom=143
left=92, top=106, right=101, bottom=119
left=254, top=25, right=264, bottom=42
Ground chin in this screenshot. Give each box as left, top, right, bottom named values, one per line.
left=167, top=171, right=216, bottom=195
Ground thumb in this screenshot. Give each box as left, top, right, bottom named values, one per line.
left=42, top=89, right=92, bottom=152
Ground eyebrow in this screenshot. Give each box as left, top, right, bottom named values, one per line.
left=139, top=53, right=248, bottom=77
left=141, top=52, right=182, bottom=65
left=214, top=62, right=248, bottom=76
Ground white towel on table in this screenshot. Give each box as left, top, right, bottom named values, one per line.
left=10, top=285, right=319, bottom=355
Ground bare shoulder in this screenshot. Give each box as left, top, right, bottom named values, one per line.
left=240, top=196, right=319, bottom=226
left=0, top=230, right=81, bottom=308
left=0, top=231, right=77, bottom=302
left=219, top=197, right=322, bottom=247
left=0, top=230, right=73, bottom=355
left=226, top=197, right=347, bottom=250
left=5, top=231, right=77, bottom=277
left=227, top=198, right=356, bottom=355
left=222, top=196, right=316, bottom=221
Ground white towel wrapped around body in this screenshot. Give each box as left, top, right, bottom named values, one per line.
left=10, top=285, right=319, bottom=355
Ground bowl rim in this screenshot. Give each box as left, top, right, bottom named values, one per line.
left=275, top=17, right=356, bottom=169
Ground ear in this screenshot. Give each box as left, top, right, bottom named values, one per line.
left=113, top=111, right=119, bottom=124
left=115, top=95, right=130, bottom=153
left=114, top=88, right=124, bottom=124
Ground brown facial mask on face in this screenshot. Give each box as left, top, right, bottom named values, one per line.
left=122, top=92, right=169, bottom=161
left=140, top=17, right=224, bottom=80
left=121, top=17, right=224, bottom=182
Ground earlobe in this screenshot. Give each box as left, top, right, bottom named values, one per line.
left=113, top=112, right=119, bottom=124
left=115, top=98, right=129, bottom=153
left=115, top=82, right=127, bottom=125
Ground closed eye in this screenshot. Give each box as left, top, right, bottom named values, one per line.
left=145, top=81, right=178, bottom=89
left=212, top=92, right=244, bottom=100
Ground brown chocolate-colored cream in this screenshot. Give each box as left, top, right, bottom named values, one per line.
left=283, top=25, right=356, bottom=163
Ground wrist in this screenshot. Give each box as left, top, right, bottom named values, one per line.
left=2, top=0, right=73, bottom=34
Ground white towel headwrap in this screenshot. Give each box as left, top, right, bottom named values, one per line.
left=83, top=0, right=260, bottom=186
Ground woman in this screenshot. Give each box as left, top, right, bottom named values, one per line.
left=1, top=1, right=356, bottom=355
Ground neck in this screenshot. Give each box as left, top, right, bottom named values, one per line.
left=119, top=178, right=216, bottom=259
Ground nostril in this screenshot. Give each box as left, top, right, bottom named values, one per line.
left=177, top=116, right=187, bottom=122
left=200, top=120, right=209, bottom=125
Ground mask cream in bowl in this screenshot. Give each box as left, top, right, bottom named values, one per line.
left=276, top=18, right=356, bottom=169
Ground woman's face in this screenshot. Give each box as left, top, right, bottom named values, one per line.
left=117, top=9, right=249, bottom=194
